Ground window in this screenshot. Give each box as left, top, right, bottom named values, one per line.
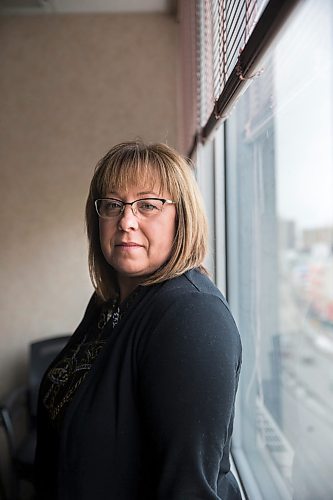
left=224, top=1, right=333, bottom=498
left=196, top=139, right=216, bottom=280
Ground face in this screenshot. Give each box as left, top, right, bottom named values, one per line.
left=98, top=184, right=177, bottom=299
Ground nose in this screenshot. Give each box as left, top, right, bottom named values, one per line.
left=117, top=204, right=139, bottom=231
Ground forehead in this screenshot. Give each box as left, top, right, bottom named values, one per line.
left=99, top=162, right=168, bottom=197
left=107, top=186, right=162, bottom=198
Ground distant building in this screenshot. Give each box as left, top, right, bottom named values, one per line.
left=302, top=226, right=333, bottom=251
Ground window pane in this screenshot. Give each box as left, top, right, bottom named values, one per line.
left=226, top=1, right=333, bottom=499
left=196, top=140, right=216, bottom=279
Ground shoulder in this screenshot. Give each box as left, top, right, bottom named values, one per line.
left=150, top=268, right=231, bottom=318
left=81, top=291, right=102, bottom=321
left=140, top=269, right=241, bottom=372
left=70, top=292, right=101, bottom=340
left=146, top=269, right=241, bottom=352
left=157, top=267, right=221, bottom=295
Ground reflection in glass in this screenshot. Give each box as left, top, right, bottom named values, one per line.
left=227, top=1, right=333, bottom=498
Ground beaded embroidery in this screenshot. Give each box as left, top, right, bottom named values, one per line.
left=43, top=298, right=120, bottom=424
left=42, top=289, right=140, bottom=426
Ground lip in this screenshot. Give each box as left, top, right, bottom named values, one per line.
left=115, top=242, right=143, bottom=247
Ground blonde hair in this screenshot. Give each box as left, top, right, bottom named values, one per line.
left=86, top=141, right=208, bottom=301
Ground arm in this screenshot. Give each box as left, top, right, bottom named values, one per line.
left=139, top=292, right=242, bottom=500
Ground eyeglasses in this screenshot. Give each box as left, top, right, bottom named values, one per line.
left=95, top=197, right=175, bottom=219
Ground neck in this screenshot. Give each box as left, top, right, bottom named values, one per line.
left=117, top=276, right=140, bottom=303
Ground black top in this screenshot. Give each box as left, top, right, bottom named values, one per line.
left=41, top=296, right=124, bottom=426
left=35, top=269, right=242, bottom=500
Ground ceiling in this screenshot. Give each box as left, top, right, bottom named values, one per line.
left=0, top=0, right=177, bottom=15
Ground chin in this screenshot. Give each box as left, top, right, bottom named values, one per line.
left=117, top=265, right=159, bottom=280
left=116, top=267, right=146, bottom=278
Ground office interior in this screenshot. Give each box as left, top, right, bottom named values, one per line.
left=0, top=1, right=332, bottom=499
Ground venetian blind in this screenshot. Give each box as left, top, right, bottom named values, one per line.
left=179, top=0, right=301, bottom=155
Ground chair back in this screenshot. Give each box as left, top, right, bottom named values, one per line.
left=29, top=335, right=71, bottom=420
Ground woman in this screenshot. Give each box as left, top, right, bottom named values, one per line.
left=35, top=141, right=242, bottom=500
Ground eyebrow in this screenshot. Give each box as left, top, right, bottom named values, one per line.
left=137, top=191, right=160, bottom=196
left=108, top=191, right=160, bottom=197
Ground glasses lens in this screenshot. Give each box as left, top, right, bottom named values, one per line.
left=96, top=199, right=123, bottom=218
left=135, top=199, right=164, bottom=217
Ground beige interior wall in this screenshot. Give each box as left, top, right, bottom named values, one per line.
left=0, top=13, right=179, bottom=396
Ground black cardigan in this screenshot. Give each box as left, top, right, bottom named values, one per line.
left=35, top=269, right=242, bottom=500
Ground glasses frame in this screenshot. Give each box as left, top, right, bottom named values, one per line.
left=94, top=197, right=175, bottom=219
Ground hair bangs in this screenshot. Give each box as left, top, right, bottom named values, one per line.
left=93, top=147, right=181, bottom=201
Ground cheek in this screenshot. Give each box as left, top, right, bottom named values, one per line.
left=158, top=215, right=177, bottom=252
left=168, top=220, right=177, bottom=245
left=99, top=221, right=115, bottom=253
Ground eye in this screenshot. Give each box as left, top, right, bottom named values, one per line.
left=105, top=200, right=122, bottom=210
left=100, top=199, right=123, bottom=215
left=137, top=200, right=160, bottom=212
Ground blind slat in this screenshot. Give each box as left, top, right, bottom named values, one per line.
left=180, top=0, right=301, bottom=156
left=201, top=0, right=301, bottom=145
left=198, top=0, right=264, bottom=126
